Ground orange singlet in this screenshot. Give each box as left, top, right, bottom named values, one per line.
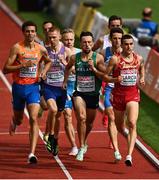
left=13, top=41, right=43, bottom=85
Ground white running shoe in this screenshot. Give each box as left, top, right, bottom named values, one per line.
left=83, top=144, right=88, bottom=154
left=125, top=155, right=132, bottom=166
left=69, top=146, right=78, bottom=156
left=28, top=153, right=38, bottom=164
left=9, top=120, right=17, bottom=136
left=114, top=151, right=122, bottom=161
left=76, top=148, right=85, bottom=161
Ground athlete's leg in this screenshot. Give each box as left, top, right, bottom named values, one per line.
left=27, top=103, right=40, bottom=155
left=73, top=96, right=86, bottom=148
left=85, top=108, right=96, bottom=143
left=9, top=110, right=24, bottom=136
left=63, top=108, right=77, bottom=148
left=106, top=107, right=118, bottom=150
left=126, top=101, right=139, bottom=156
left=113, top=109, right=125, bottom=161
left=46, top=98, right=58, bottom=135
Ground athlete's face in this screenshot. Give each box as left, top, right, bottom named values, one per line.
left=23, top=26, right=37, bottom=42
left=43, top=23, right=53, bottom=37
left=109, top=20, right=122, bottom=30
left=48, top=30, right=61, bottom=47
left=122, top=38, right=134, bottom=55
left=111, top=32, right=122, bottom=49
left=80, top=36, right=94, bottom=54
left=62, top=32, right=75, bottom=49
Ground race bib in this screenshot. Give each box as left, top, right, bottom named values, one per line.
left=68, top=73, right=76, bottom=82
left=19, top=66, right=37, bottom=78
left=77, top=76, right=95, bottom=92
left=47, top=71, right=64, bottom=84
left=120, top=69, right=137, bottom=86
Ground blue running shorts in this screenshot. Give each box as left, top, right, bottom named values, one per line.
left=43, top=84, right=67, bottom=111
left=12, top=82, right=40, bottom=111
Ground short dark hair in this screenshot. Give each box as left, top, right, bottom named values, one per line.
left=121, top=34, right=133, bottom=44
left=109, top=27, right=124, bottom=39
left=49, top=26, right=61, bottom=33
left=42, top=21, right=54, bottom=27
left=108, top=15, right=122, bottom=26
left=22, top=21, right=37, bottom=32
left=80, top=31, right=94, bottom=41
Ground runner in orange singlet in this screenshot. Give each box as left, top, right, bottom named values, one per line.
left=3, top=21, right=51, bottom=164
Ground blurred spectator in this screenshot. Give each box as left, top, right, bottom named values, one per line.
left=134, top=7, right=158, bottom=39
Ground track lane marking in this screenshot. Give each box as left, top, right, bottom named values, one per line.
left=0, top=70, right=73, bottom=179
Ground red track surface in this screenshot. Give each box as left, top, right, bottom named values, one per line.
left=0, top=6, right=159, bottom=179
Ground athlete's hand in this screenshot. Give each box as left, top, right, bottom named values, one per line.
left=139, top=77, right=145, bottom=87
left=40, top=71, right=47, bottom=80
left=21, top=61, right=36, bottom=68
left=116, top=75, right=122, bottom=82
left=62, top=81, right=67, bottom=90
left=58, top=54, right=67, bottom=66
left=88, top=59, right=96, bottom=71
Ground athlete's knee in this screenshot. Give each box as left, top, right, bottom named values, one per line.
left=63, top=111, right=72, bottom=121
left=49, top=107, right=58, bottom=115
left=78, top=113, right=86, bottom=124
left=128, top=121, right=137, bottom=130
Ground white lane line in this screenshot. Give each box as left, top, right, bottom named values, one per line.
left=0, top=70, right=73, bottom=180
left=99, top=98, right=159, bottom=169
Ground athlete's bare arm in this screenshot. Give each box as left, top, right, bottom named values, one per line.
left=3, top=44, right=35, bottom=74
left=139, top=56, right=145, bottom=86
left=99, top=48, right=105, bottom=57
left=40, top=46, right=52, bottom=79
left=103, top=55, right=122, bottom=83
left=88, top=53, right=106, bottom=80
left=58, top=46, right=71, bottom=66
left=63, top=54, right=75, bottom=89
left=92, top=37, right=104, bottom=51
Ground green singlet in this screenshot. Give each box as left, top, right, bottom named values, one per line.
left=74, top=52, right=102, bottom=95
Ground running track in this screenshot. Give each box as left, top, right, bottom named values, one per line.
left=0, top=3, right=159, bottom=179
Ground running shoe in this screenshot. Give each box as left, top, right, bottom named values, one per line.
left=43, top=134, right=49, bottom=143
left=69, top=146, right=78, bottom=156
left=125, top=155, right=132, bottom=166
left=76, top=147, right=85, bottom=161
left=83, top=144, right=88, bottom=154
left=28, top=153, right=38, bottom=164
left=46, top=135, right=52, bottom=153
left=102, top=115, right=108, bottom=128
left=9, top=120, right=17, bottom=136
left=48, top=135, right=59, bottom=156
left=114, top=151, right=122, bottom=161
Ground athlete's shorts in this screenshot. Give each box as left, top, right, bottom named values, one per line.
left=73, top=91, right=99, bottom=109
left=65, top=81, right=75, bottom=109
left=112, top=89, right=140, bottom=111
left=104, top=85, right=113, bottom=108
left=43, top=84, right=67, bottom=111
left=12, top=82, right=40, bottom=111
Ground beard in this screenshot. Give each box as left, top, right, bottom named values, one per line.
left=83, top=48, right=91, bottom=54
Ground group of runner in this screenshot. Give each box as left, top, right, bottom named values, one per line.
left=3, top=15, right=145, bottom=167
